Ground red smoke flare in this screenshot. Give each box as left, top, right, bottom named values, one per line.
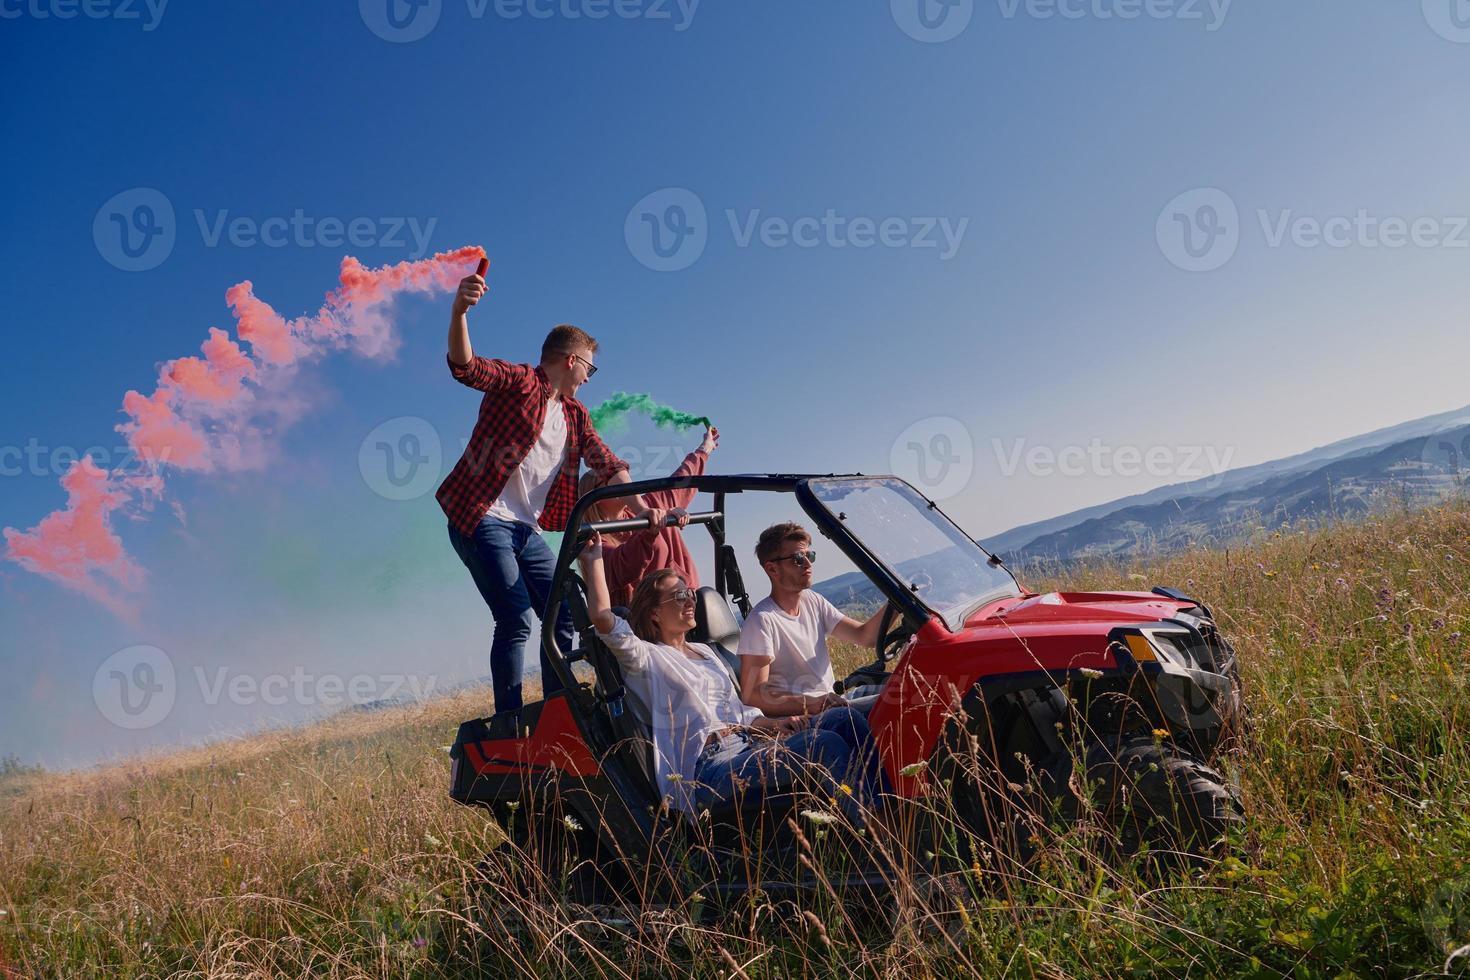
left=4, top=246, right=486, bottom=615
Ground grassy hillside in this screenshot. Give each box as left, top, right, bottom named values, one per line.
left=3, top=500, right=1470, bottom=977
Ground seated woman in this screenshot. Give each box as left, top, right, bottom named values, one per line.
left=577, top=426, right=718, bottom=608
left=578, top=531, right=880, bottom=822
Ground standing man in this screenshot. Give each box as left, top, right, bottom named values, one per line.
left=737, top=522, right=886, bottom=718
left=437, top=264, right=656, bottom=717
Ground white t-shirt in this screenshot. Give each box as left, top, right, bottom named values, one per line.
left=736, top=591, right=847, bottom=698
left=486, top=395, right=567, bottom=527
left=597, top=616, right=763, bottom=812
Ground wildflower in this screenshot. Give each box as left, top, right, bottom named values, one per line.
left=665, top=772, right=683, bottom=783
left=505, top=800, right=520, bottom=811
left=839, top=783, right=853, bottom=795
left=1152, top=728, right=1169, bottom=739
left=1262, top=570, right=1278, bottom=579
left=1128, top=573, right=1147, bottom=583
left=412, top=937, right=428, bottom=949
left=801, top=809, right=839, bottom=826
left=562, top=815, right=584, bottom=833
left=899, top=760, right=928, bottom=778
left=1079, top=667, right=1103, bottom=680
left=423, top=833, right=443, bottom=849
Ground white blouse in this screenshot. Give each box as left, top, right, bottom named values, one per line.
left=597, top=616, right=763, bottom=811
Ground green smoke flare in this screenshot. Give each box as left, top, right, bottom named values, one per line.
left=588, top=392, right=711, bottom=435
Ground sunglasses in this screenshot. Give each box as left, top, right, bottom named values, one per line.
left=770, top=549, right=817, bottom=569
left=660, top=586, right=698, bottom=606
left=564, top=351, right=598, bottom=378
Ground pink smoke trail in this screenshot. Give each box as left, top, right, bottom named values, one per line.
left=4, top=246, right=485, bottom=616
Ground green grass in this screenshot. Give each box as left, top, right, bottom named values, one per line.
left=4, top=500, right=1470, bottom=977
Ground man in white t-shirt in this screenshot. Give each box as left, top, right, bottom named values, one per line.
left=737, top=522, right=887, bottom=717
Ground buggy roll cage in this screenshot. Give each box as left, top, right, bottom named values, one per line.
left=541, top=473, right=969, bottom=699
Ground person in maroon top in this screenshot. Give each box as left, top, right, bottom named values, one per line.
left=437, top=265, right=667, bottom=717
left=578, top=426, right=719, bottom=608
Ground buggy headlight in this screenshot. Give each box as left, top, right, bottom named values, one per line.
left=1121, top=629, right=1192, bottom=667
left=1123, top=633, right=1159, bottom=663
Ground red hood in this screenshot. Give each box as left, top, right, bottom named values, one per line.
left=963, top=590, right=1192, bottom=635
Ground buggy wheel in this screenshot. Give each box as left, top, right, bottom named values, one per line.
left=1078, top=732, right=1243, bottom=863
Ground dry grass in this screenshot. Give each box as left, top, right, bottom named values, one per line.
left=4, top=499, right=1470, bottom=977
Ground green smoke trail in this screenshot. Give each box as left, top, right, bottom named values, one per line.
left=588, top=392, right=711, bottom=435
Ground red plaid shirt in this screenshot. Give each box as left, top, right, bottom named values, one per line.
left=436, top=355, right=628, bottom=537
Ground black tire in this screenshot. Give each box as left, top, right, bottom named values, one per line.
left=1078, top=732, right=1243, bottom=863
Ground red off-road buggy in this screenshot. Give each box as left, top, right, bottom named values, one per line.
left=449, top=475, right=1244, bottom=904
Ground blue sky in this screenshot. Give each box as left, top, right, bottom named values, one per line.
left=3, top=1, right=1470, bottom=766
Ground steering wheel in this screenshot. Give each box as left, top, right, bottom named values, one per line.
left=875, top=601, right=912, bottom=664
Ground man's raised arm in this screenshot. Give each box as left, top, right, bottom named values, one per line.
left=447, top=268, right=485, bottom=368
left=445, top=267, right=515, bottom=392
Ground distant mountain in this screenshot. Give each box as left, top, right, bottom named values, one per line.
left=980, top=403, right=1470, bottom=560
left=998, top=413, right=1470, bottom=566
left=814, top=405, right=1470, bottom=598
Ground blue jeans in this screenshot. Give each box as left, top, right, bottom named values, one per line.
left=691, top=707, right=881, bottom=824
left=448, top=515, right=571, bottom=715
